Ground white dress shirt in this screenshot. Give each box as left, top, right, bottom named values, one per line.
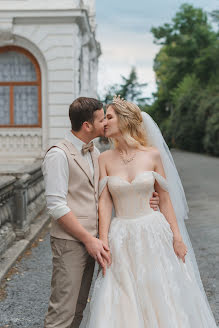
left=42, top=131, right=97, bottom=220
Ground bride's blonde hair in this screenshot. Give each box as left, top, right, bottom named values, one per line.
left=107, top=95, right=148, bottom=149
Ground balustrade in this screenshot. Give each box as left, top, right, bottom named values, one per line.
left=0, top=162, right=45, bottom=256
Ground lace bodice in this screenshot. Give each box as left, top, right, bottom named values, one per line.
left=99, top=171, right=168, bottom=218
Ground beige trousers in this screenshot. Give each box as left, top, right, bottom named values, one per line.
left=44, top=237, right=95, bottom=328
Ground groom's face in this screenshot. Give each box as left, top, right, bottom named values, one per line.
left=91, top=108, right=106, bottom=138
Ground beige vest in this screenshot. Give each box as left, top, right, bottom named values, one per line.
left=49, top=139, right=99, bottom=241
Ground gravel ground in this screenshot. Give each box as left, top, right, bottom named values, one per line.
left=0, top=149, right=218, bottom=327
left=0, top=231, right=52, bottom=328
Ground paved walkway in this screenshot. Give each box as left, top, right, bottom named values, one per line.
left=172, top=150, right=219, bottom=322
left=0, top=150, right=218, bottom=327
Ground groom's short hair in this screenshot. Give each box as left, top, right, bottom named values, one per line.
left=69, top=97, right=103, bottom=131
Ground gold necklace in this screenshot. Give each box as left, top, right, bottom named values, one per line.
left=119, top=149, right=137, bottom=165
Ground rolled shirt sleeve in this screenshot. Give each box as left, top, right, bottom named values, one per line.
left=42, top=147, right=71, bottom=220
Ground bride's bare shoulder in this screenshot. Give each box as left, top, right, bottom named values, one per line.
left=142, top=146, right=160, bottom=157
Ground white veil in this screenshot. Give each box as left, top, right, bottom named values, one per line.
left=141, top=111, right=208, bottom=300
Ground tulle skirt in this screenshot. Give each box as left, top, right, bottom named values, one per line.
left=83, top=212, right=217, bottom=327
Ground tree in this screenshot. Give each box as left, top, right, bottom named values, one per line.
left=211, top=10, right=219, bottom=23
left=151, top=4, right=217, bottom=121
left=101, top=67, right=149, bottom=107
left=169, top=74, right=203, bottom=152
left=198, top=83, right=219, bottom=156
left=149, top=4, right=219, bottom=155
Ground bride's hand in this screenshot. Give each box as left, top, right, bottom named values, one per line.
left=102, top=250, right=112, bottom=276
left=173, top=238, right=188, bottom=263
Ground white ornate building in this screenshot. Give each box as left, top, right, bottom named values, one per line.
left=0, top=0, right=100, bottom=165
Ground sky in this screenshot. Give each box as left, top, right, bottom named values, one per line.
left=96, top=0, right=218, bottom=99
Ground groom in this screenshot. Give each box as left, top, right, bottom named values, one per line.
left=42, top=97, right=160, bottom=328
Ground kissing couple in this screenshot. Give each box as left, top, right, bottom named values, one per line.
left=42, top=96, right=217, bottom=327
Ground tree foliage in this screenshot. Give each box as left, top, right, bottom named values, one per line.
left=211, top=10, right=219, bottom=23
left=101, top=67, right=149, bottom=107
left=150, top=3, right=219, bottom=156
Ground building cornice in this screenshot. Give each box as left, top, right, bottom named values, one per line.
left=0, top=8, right=101, bottom=56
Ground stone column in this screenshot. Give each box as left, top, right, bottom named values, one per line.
left=14, top=173, right=31, bottom=238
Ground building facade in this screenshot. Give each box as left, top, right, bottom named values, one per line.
left=0, top=0, right=100, bottom=165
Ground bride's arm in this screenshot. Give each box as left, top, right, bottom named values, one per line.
left=153, top=149, right=188, bottom=262
left=98, top=153, right=113, bottom=272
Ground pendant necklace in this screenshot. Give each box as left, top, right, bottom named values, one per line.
left=119, top=149, right=137, bottom=165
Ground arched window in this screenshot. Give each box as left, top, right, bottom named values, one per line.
left=0, top=46, right=41, bottom=127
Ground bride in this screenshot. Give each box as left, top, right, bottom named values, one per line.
left=83, top=95, right=217, bottom=327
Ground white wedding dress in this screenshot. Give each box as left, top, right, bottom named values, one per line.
left=84, top=171, right=217, bottom=328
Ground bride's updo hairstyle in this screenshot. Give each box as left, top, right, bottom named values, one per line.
left=108, top=95, right=148, bottom=149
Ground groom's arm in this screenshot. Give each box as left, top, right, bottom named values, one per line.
left=42, top=148, right=110, bottom=268
left=57, top=212, right=110, bottom=267
left=42, top=147, right=71, bottom=219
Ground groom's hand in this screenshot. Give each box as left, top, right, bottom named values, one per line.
left=149, top=191, right=159, bottom=211
left=84, top=237, right=110, bottom=268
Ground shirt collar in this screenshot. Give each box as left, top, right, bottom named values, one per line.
left=65, top=130, right=86, bottom=153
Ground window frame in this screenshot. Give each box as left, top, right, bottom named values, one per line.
left=0, top=46, right=42, bottom=128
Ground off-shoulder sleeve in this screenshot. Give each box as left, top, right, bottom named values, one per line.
left=99, top=176, right=109, bottom=197
left=152, top=171, right=168, bottom=191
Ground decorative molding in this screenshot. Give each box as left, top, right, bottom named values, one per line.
left=0, top=128, right=42, bottom=136
left=81, top=0, right=96, bottom=32
left=0, top=0, right=82, bottom=10
left=0, top=18, right=14, bottom=46
left=7, top=10, right=99, bottom=55
left=0, top=129, right=42, bottom=154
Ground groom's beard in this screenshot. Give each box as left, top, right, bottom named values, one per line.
left=89, top=123, right=106, bottom=139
